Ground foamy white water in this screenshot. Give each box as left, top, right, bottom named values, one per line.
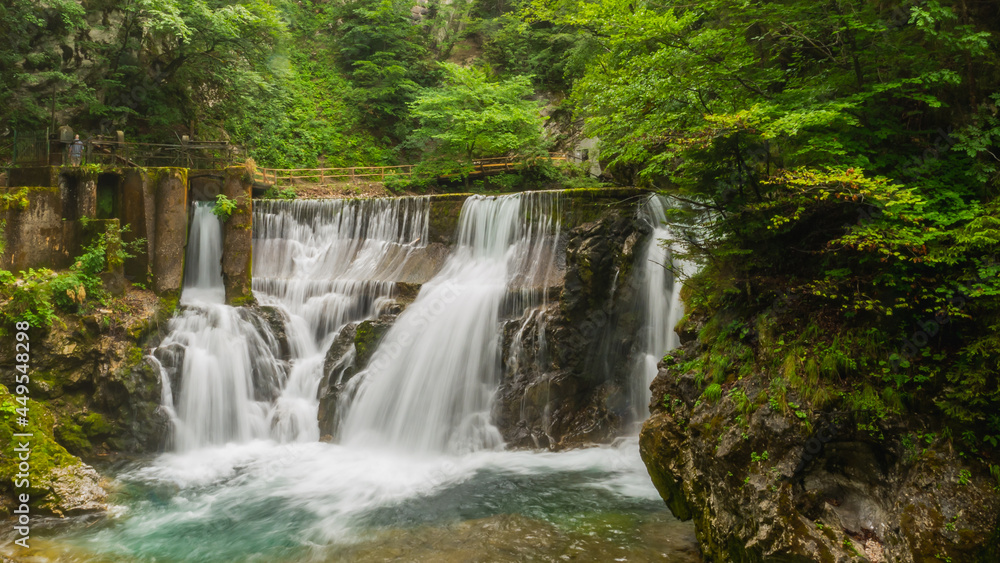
left=340, top=192, right=562, bottom=454
left=28, top=435, right=700, bottom=563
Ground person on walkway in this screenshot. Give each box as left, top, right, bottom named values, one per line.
left=69, top=134, right=84, bottom=166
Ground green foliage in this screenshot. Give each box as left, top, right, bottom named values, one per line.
left=531, top=0, right=1000, bottom=462
left=407, top=63, right=546, bottom=183
left=703, top=383, right=723, bottom=404
left=212, top=194, right=238, bottom=220
left=226, top=1, right=394, bottom=168
left=261, top=186, right=297, bottom=200
left=49, top=272, right=90, bottom=313
left=470, top=0, right=596, bottom=93
left=0, top=268, right=59, bottom=327
left=326, top=0, right=440, bottom=139
left=952, top=93, right=1000, bottom=190
left=0, top=223, right=144, bottom=326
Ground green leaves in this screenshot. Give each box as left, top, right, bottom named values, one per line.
left=212, top=194, right=238, bottom=220
left=407, top=63, right=545, bottom=177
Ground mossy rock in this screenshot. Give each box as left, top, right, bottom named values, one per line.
left=0, top=383, right=90, bottom=513
left=54, top=422, right=92, bottom=456
left=354, top=319, right=392, bottom=367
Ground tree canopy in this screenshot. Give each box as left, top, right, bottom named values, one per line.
left=407, top=63, right=545, bottom=181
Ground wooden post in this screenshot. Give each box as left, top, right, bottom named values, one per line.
left=320, top=169, right=325, bottom=186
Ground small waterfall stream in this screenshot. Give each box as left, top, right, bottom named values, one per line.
left=630, top=194, right=691, bottom=421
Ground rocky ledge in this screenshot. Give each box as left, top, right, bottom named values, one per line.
left=639, top=341, right=1000, bottom=562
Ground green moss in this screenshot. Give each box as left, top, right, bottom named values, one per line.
left=79, top=412, right=112, bottom=436
left=159, top=294, right=180, bottom=317
left=54, top=421, right=92, bottom=455
left=0, top=383, right=82, bottom=508
left=229, top=293, right=257, bottom=307
left=144, top=167, right=189, bottom=191
left=427, top=198, right=466, bottom=243
left=354, top=320, right=390, bottom=367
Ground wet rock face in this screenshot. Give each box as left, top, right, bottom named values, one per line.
left=494, top=208, right=649, bottom=450
left=317, top=313, right=397, bottom=438
left=639, top=341, right=1000, bottom=563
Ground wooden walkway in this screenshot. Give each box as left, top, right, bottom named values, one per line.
left=253, top=153, right=569, bottom=187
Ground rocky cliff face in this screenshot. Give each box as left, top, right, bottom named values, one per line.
left=640, top=338, right=1000, bottom=562
left=0, top=289, right=170, bottom=516
left=494, top=206, right=651, bottom=449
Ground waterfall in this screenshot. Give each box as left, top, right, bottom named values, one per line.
left=57, top=192, right=702, bottom=562
left=253, top=198, right=432, bottom=442
left=156, top=197, right=432, bottom=451
left=630, top=194, right=690, bottom=420
left=157, top=191, right=675, bottom=452
left=157, top=201, right=284, bottom=451
left=155, top=306, right=284, bottom=451
left=340, top=192, right=562, bottom=454
left=181, top=201, right=225, bottom=304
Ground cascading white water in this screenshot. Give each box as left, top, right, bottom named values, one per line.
left=630, top=194, right=690, bottom=420
left=158, top=201, right=284, bottom=451
left=340, top=192, right=562, bottom=454
left=157, top=306, right=283, bottom=451
left=181, top=201, right=225, bottom=304
left=158, top=198, right=433, bottom=450
left=253, top=198, right=432, bottom=442
left=253, top=198, right=429, bottom=331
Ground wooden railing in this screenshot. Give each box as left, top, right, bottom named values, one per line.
left=254, top=153, right=570, bottom=187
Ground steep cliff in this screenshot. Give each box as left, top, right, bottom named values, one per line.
left=640, top=324, right=1000, bottom=562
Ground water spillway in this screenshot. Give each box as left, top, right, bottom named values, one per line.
left=39, top=190, right=698, bottom=562
left=160, top=191, right=687, bottom=452
left=340, top=192, right=562, bottom=454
